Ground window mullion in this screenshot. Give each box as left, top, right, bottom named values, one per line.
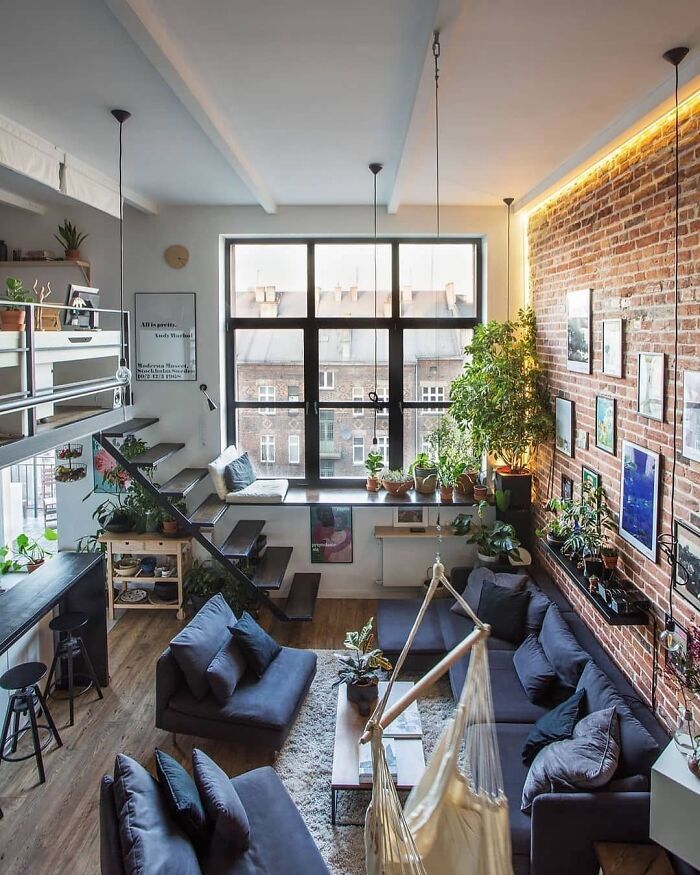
left=305, top=243, right=319, bottom=482
left=389, top=241, right=403, bottom=470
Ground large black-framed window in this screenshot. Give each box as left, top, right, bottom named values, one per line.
left=225, top=238, right=482, bottom=486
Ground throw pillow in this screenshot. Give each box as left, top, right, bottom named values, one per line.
left=192, top=749, right=250, bottom=853
left=521, top=707, right=620, bottom=813
left=208, top=445, right=241, bottom=500
left=229, top=612, right=282, bottom=678
left=525, top=587, right=551, bottom=636
left=113, top=754, right=200, bottom=875
left=477, top=579, right=531, bottom=645
left=170, top=593, right=235, bottom=701
left=513, top=634, right=558, bottom=704
left=154, top=749, right=208, bottom=848
left=538, top=605, right=590, bottom=689
left=223, top=452, right=256, bottom=493
left=206, top=635, right=248, bottom=705
left=450, top=569, right=528, bottom=618
left=522, top=688, right=585, bottom=765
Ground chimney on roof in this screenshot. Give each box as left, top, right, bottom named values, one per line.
left=401, top=285, right=413, bottom=305
left=350, top=285, right=358, bottom=303
left=334, top=283, right=342, bottom=304
left=383, top=295, right=392, bottom=318
left=445, top=282, right=456, bottom=311
left=265, top=285, right=276, bottom=302
left=255, top=286, right=265, bottom=303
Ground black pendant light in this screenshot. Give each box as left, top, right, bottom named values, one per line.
left=199, top=384, right=218, bottom=412
left=111, top=108, right=132, bottom=386
left=368, top=161, right=383, bottom=446
left=503, top=197, right=514, bottom=318
left=656, top=46, right=689, bottom=654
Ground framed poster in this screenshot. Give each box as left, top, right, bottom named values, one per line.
left=555, top=397, right=574, bottom=457
left=682, top=370, right=700, bottom=463
left=393, top=507, right=427, bottom=528
left=674, top=521, right=700, bottom=613
left=602, top=318, right=623, bottom=378
left=135, top=292, right=196, bottom=381
left=566, top=289, right=591, bottom=373
left=561, top=474, right=574, bottom=500
left=92, top=438, right=130, bottom=494
left=595, top=396, right=616, bottom=455
left=310, top=506, right=353, bottom=563
left=581, top=465, right=600, bottom=492
left=64, top=285, right=100, bottom=329
left=637, top=352, right=664, bottom=421
left=619, top=440, right=660, bottom=562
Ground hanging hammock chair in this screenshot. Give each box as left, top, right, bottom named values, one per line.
left=363, top=560, right=513, bottom=875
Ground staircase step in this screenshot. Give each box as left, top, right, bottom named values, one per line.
left=221, top=520, right=266, bottom=559
left=102, top=417, right=159, bottom=437
left=130, top=442, right=185, bottom=468
left=160, top=468, right=209, bottom=498
left=284, top=573, right=320, bottom=621
left=252, top=546, right=293, bottom=592
left=189, top=494, right=228, bottom=529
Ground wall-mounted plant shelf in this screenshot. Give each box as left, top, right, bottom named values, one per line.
left=0, top=259, right=91, bottom=285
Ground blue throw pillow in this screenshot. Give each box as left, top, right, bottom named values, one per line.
left=513, top=634, right=558, bottom=704
left=206, top=635, right=248, bottom=705
left=155, top=749, right=208, bottom=848
left=192, top=749, right=250, bottom=853
left=521, top=688, right=585, bottom=765
left=538, top=605, right=591, bottom=689
left=170, top=593, right=235, bottom=701
left=223, top=452, right=256, bottom=492
left=477, top=579, right=531, bottom=645
left=229, top=612, right=282, bottom=678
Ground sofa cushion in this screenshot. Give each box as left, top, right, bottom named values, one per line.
left=450, top=569, right=528, bottom=619
left=513, top=635, right=558, bottom=704
left=478, top=580, right=531, bottom=645
left=112, top=754, right=201, bottom=875
left=524, top=585, right=551, bottom=636
left=577, top=661, right=660, bottom=778
left=229, top=613, right=282, bottom=678
left=170, top=594, right=236, bottom=701
left=206, top=637, right=248, bottom=705
left=223, top=452, right=256, bottom=492
left=492, top=724, right=535, bottom=856
left=209, top=445, right=241, bottom=500
left=170, top=646, right=317, bottom=732
left=521, top=707, right=621, bottom=813
left=521, top=689, right=585, bottom=765
left=154, top=749, right=208, bottom=848
left=538, top=605, right=590, bottom=689
left=377, top=598, right=446, bottom=655
left=193, top=749, right=250, bottom=853
left=440, top=602, right=517, bottom=654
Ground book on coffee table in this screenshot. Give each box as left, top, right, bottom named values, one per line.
left=358, top=739, right=398, bottom=784
left=382, top=693, right=423, bottom=739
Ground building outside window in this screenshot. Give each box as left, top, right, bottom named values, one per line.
left=260, top=434, right=275, bottom=464
left=375, top=435, right=389, bottom=465
left=258, top=385, right=275, bottom=414
left=420, top=385, right=445, bottom=412
left=376, top=386, right=389, bottom=417
left=320, top=461, right=335, bottom=479
left=352, top=387, right=364, bottom=416
left=319, top=370, right=335, bottom=390
left=352, top=436, right=364, bottom=465
left=288, top=434, right=300, bottom=464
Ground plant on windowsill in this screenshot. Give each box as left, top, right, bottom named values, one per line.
left=333, top=617, right=392, bottom=717
left=54, top=218, right=88, bottom=261
left=1, top=277, right=34, bottom=331
left=601, top=544, right=619, bottom=572
left=535, top=497, right=576, bottom=550
left=436, top=455, right=466, bottom=502
left=473, top=471, right=488, bottom=501
left=464, top=500, right=522, bottom=565
left=409, top=452, right=438, bottom=495
left=365, top=451, right=384, bottom=492
left=185, top=558, right=260, bottom=617
left=380, top=467, right=413, bottom=495
left=424, top=414, right=482, bottom=497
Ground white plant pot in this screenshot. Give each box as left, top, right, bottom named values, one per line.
left=477, top=552, right=498, bottom=565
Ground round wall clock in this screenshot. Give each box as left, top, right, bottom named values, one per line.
left=164, top=244, right=189, bottom=269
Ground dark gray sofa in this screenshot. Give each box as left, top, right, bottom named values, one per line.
left=378, top=565, right=695, bottom=875
left=100, top=763, right=330, bottom=875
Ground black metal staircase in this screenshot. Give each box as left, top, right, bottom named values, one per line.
left=94, top=419, right=319, bottom=622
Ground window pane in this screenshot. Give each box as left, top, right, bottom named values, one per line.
left=235, top=409, right=305, bottom=478
left=317, top=407, right=387, bottom=478
left=231, top=244, right=307, bottom=318
left=403, top=410, right=444, bottom=469
left=399, top=243, right=477, bottom=318
left=315, top=244, right=391, bottom=317
left=403, top=328, right=471, bottom=401
left=234, top=329, right=304, bottom=401
left=318, top=329, right=388, bottom=401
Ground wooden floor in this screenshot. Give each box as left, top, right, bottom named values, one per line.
left=0, top=598, right=376, bottom=875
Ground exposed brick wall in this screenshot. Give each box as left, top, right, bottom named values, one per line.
left=528, top=96, right=700, bottom=729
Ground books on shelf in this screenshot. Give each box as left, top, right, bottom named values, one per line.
left=383, top=692, right=423, bottom=739
left=358, top=739, right=398, bottom=784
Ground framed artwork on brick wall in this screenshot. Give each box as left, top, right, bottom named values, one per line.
left=595, top=396, right=616, bottom=455
left=619, top=440, right=659, bottom=562
left=637, top=352, right=664, bottom=421
left=674, top=520, right=700, bottom=613
left=561, top=474, right=574, bottom=500
left=555, top=397, right=574, bottom=457
left=602, top=318, right=623, bottom=378
left=566, top=288, right=591, bottom=373
left=682, top=370, right=700, bottom=463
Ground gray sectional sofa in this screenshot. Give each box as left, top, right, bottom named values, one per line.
left=378, top=565, right=696, bottom=875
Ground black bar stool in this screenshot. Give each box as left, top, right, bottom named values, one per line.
left=0, top=662, right=62, bottom=785
left=45, top=612, right=103, bottom=726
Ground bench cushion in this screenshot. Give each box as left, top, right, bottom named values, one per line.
left=225, top=480, right=289, bottom=504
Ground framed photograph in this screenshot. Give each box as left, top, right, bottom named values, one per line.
left=92, top=438, right=130, bottom=494
left=637, top=352, right=664, bottom=421
left=674, top=520, right=700, bottom=613
left=566, top=288, right=591, bottom=373
left=555, top=397, right=574, bottom=457
left=595, top=395, right=616, bottom=455
left=581, top=465, right=600, bottom=492
left=64, top=284, right=100, bottom=329
left=310, top=506, right=353, bottom=563
left=619, top=440, right=660, bottom=562
left=602, top=318, right=623, bottom=378
left=682, top=370, right=700, bottom=463
left=135, top=292, right=197, bottom=381
left=561, top=474, right=574, bottom=500
left=393, top=507, right=427, bottom=528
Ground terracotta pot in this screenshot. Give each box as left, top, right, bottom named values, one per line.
left=65, top=249, right=81, bottom=261
left=439, top=486, right=454, bottom=502
left=473, top=485, right=488, bottom=500
left=366, top=477, right=381, bottom=492
left=27, top=561, right=44, bottom=573
left=602, top=554, right=618, bottom=571
left=382, top=480, right=412, bottom=495
left=346, top=679, right=379, bottom=717
left=161, top=519, right=179, bottom=535
left=0, top=309, right=26, bottom=331
left=456, top=471, right=478, bottom=496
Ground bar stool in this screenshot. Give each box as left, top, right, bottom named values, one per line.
left=0, top=662, right=62, bottom=785
left=45, top=612, right=103, bottom=726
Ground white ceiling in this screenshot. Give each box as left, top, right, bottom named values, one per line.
left=0, top=0, right=698, bottom=211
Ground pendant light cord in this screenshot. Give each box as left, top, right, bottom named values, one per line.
left=669, top=59, right=680, bottom=538
left=118, top=117, right=125, bottom=366
left=372, top=167, right=378, bottom=445
left=433, top=32, right=443, bottom=458
left=506, top=203, right=511, bottom=318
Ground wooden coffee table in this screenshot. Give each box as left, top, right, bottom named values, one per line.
left=330, top=681, right=426, bottom=825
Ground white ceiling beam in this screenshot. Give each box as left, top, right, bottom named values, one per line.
left=124, top=186, right=158, bottom=215
left=387, top=0, right=466, bottom=215
left=104, top=0, right=277, bottom=214
left=0, top=186, right=46, bottom=215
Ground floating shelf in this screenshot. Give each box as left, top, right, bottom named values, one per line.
left=0, top=259, right=91, bottom=284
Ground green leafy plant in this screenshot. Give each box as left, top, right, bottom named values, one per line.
left=436, top=455, right=466, bottom=488
left=185, top=558, right=258, bottom=616
left=464, top=500, right=521, bottom=560
left=424, top=414, right=481, bottom=472
left=4, top=277, right=34, bottom=310
left=333, top=617, right=392, bottom=687
left=535, top=498, right=574, bottom=542
left=9, top=528, right=58, bottom=568
left=365, top=451, right=385, bottom=479
left=380, top=467, right=411, bottom=483
left=452, top=513, right=472, bottom=536
left=601, top=544, right=618, bottom=558
left=449, top=308, right=554, bottom=473
left=54, top=219, right=88, bottom=254
left=408, top=452, right=437, bottom=473
left=495, top=488, right=512, bottom=512
left=0, top=546, right=22, bottom=574
left=559, top=482, right=616, bottom=559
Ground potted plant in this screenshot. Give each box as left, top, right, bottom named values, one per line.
left=0, top=546, right=22, bottom=575
left=333, top=617, right=392, bottom=716
left=159, top=498, right=187, bottom=535
left=449, top=308, right=554, bottom=509
left=665, top=625, right=700, bottom=775
left=380, top=468, right=413, bottom=495
left=473, top=472, right=488, bottom=501
left=424, top=414, right=481, bottom=497
left=1, top=277, right=34, bottom=331
left=10, top=528, right=58, bottom=572
left=560, top=483, right=616, bottom=577
left=436, top=455, right=466, bottom=502
left=601, top=544, right=619, bottom=572
left=536, top=497, right=575, bottom=550
left=54, top=219, right=88, bottom=261
left=409, top=452, right=438, bottom=495
left=185, top=558, right=259, bottom=616
left=464, top=500, right=522, bottom=565
left=365, top=451, right=384, bottom=492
